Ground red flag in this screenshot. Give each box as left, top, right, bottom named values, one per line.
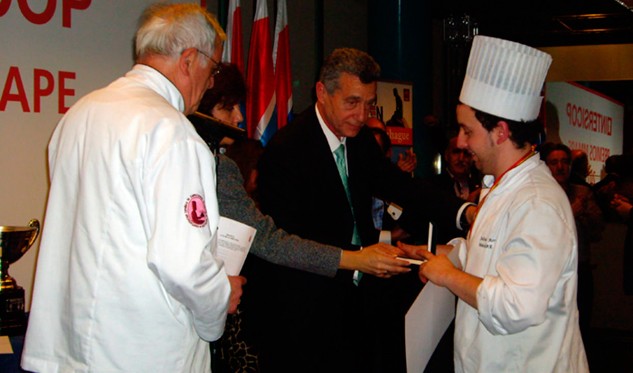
left=273, top=0, right=293, bottom=130
left=222, top=0, right=244, bottom=73
left=246, top=0, right=276, bottom=141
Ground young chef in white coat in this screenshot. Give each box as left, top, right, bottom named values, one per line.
left=401, top=35, right=588, bottom=372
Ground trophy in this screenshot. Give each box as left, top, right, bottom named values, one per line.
left=0, top=219, right=39, bottom=335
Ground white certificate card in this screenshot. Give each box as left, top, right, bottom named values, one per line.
left=216, top=217, right=257, bottom=276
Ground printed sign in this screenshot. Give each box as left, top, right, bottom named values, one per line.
left=545, top=82, right=624, bottom=184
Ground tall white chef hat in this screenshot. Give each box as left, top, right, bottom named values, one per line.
left=459, top=35, right=553, bottom=122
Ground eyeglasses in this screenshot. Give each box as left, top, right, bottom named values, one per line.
left=195, top=49, right=221, bottom=76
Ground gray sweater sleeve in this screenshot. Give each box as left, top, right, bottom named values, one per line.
left=216, top=154, right=340, bottom=277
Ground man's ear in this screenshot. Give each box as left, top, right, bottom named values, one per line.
left=315, top=81, right=327, bottom=104
left=179, top=48, right=196, bottom=74
left=494, top=121, right=510, bottom=145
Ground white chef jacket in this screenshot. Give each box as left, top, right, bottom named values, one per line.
left=21, top=65, right=230, bottom=373
left=450, top=155, right=589, bottom=372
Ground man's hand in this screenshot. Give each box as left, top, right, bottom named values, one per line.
left=467, top=188, right=481, bottom=203
left=398, top=242, right=480, bottom=308
left=397, top=148, right=418, bottom=173
left=397, top=242, right=454, bottom=284
left=465, top=204, right=477, bottom=225
left=397, top=243, right=456, bottom=284
left=340, top=243, right=411, bottom=278
left=611, top=193, right=632, bottom=220
left=397, top=242, right=454, bottom=261
left=227, top=275, right=246, bottom=314
left=390, top=225, right=411, bottom=243
left=415, top=250, right=458, bottom=286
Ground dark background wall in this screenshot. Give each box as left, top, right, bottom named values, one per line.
left=209, top=0, right=633, bottom=162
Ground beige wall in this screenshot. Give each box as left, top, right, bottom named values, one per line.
left=541, top=44, right=633, bottom=82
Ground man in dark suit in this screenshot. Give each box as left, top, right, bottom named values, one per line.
left=430, top=135, right=481, bottom=242
left=214, top=152, right=414, bottom=371
left=253, top=48, right=473, bottom=372
left=436, top=135, right=481, bottom=201
left=191, top=60, right=417, bottom=372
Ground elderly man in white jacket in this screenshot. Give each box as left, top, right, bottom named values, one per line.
left=21, top=4, right=244, bottom=373
left=401, top=36, right=588, bottom=372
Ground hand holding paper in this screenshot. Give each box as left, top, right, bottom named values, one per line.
left=216, top=217, right=257, bottom=276
left=341, top=243, right=411, bottom=278
left=227, top=275, right=246, bottom=314
left=395, top=222, right=435, bottom=265
left=397, top=242, right=456, bottom=282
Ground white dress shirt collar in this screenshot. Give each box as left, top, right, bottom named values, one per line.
left=315, top=104, right=346, bottom=153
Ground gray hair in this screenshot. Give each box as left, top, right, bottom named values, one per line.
left=319, top=48, right=381, bottom=94
left=134, top=3, right=225, bottom=64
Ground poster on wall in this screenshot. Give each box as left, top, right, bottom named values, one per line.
left=545, top=82, right=624, bottom=184
left=375, top=80, right=413, bottom=147
left=0, top=0, right=201, bottom=310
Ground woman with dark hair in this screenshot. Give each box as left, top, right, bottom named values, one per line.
left=198, top=62, right=246, bottom=128
left=198, top=62, right=260, bottom=373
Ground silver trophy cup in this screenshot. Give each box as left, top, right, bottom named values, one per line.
left=0, top=219, right=39, bottom=335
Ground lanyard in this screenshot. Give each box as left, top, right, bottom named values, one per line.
left=468, top=146, right=537, bottom=238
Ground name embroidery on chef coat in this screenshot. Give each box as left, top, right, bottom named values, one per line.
left=478, top=236, right=496, bottom=250
left=184, top=194, right=208, bottom=227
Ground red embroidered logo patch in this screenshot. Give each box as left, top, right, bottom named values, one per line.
left=184, top=194, right=208, bottom=227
